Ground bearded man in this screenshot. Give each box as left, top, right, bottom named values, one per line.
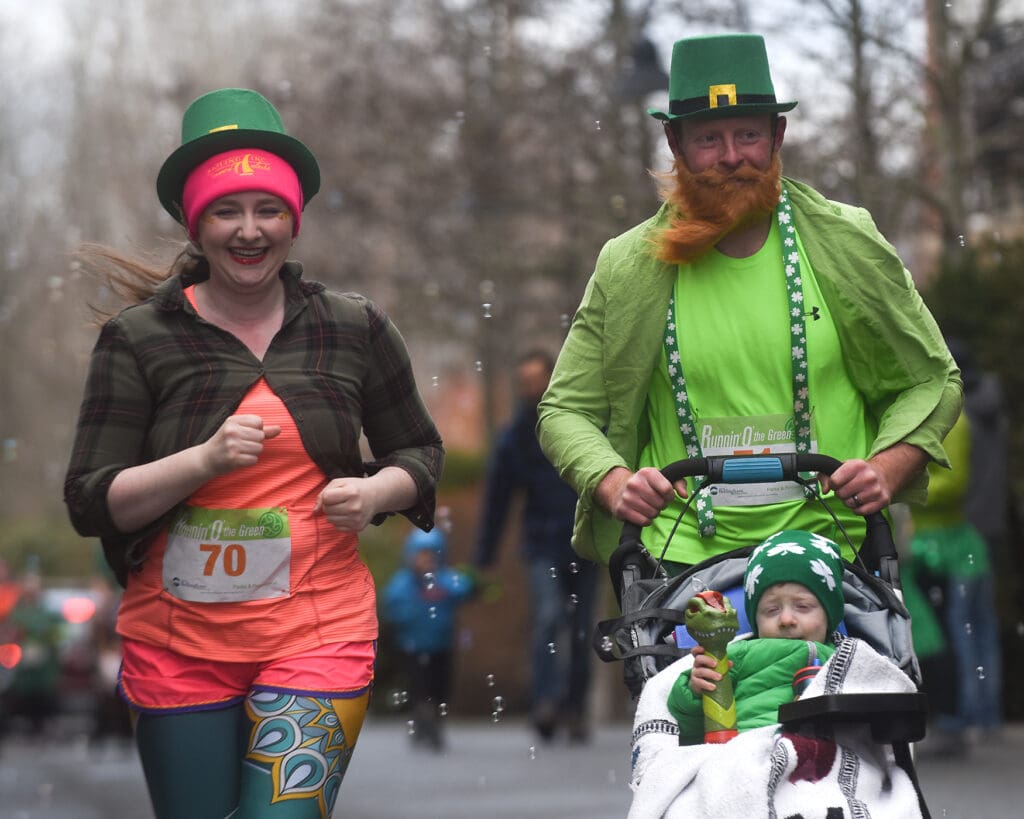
left=537, top=33, right=962, bottom=571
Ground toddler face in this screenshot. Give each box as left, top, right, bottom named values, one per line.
left=754, top=582, right=828, bottom=643
left=412, top=550, right=439, bottom=575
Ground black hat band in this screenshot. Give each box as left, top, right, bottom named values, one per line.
left=670, top=92, right=779, bottom=116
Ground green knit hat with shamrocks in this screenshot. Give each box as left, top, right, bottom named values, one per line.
left=744, top=530, right=845, bottom=637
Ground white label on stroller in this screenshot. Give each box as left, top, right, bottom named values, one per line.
left=697, top=413, right=817, bottom=507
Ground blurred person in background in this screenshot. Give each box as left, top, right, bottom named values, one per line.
left=382, top=524, right=476, bottom=752
left=943, top=340, right=1005, bottom=739
left=954, top=339, right=1014, bottom=721
left=475, top=349, right=597, bottom=743
left=0, top=558, right=21, bottom=712
left=88, top=570, right=132, bottom=745
left=0, top=559, right=19, bottom=622
left=538, top=33, right=961, bottom=573
left=905, top=401, right=1001, bottom=755
left=64, top=88, right=443, bottom=818
left=1, top=571, right=63, bottom=737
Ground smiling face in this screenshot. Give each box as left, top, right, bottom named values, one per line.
left=754, top=582, right=829, bottom=643
left=674, top=114, right=783, bottom=175
left=196, top=191, right=294, bottom=294
left=654, top=114, right=786, bottom=264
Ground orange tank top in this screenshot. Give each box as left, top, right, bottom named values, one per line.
left=117, top=289, right=377, bottom=661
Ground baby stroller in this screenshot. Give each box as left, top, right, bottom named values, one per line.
left=593, top=454, right=932, bottom=818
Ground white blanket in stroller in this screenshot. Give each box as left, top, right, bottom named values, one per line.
left=627, top=637, right=923, bottom=819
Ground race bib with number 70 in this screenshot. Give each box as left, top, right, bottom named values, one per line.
left=163, top=506, right=291, bottom=603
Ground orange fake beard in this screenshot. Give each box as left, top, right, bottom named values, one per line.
left=653, top=151, right=783, bottom=264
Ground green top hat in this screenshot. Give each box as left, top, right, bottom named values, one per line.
left=157, top=88, right=321, bottom=224
left=648, top=33, right=797, bottom=123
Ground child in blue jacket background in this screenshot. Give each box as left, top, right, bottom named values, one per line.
left=382, top=526, right=476, bottom=750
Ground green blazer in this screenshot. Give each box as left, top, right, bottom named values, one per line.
left=538, top=178, right=963, bottom=564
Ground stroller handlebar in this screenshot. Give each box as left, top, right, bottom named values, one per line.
left=613, top=453, right=899, bottom=595
left=659, top=453, right=842, bottom=485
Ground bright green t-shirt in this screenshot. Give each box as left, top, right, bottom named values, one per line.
left=639, top=219, right=870, bottom=564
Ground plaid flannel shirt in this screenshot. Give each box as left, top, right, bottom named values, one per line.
left=65, top=261, right=443, bottom=585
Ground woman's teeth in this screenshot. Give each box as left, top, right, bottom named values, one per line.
left=230, top=248, right=267, bottom=264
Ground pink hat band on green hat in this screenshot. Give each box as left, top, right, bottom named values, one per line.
left=181, top=148, right=303, bottom=240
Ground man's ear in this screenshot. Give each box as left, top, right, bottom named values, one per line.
left=663, top=121, right=683, bottom=159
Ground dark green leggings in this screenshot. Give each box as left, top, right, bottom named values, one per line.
left=135, top=691, right=369, bottom=819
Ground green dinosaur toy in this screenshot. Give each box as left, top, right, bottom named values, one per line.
left=684, top=589, right=740, bottom=743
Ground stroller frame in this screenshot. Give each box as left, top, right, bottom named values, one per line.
left=594, top=453, right=931, bottom=818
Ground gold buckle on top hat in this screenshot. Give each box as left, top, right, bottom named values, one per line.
left=708, top=84, right=737, bottom=108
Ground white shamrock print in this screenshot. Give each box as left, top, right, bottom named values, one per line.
left=810, top=558, right=837, bottom=591
left=809, top=534, right=839, bottom=559
left=767, top=543, right=805, bottom=557
left=745, top=563, right=764, bottom=599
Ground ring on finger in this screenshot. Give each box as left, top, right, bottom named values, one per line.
left=851, top=494, right=861, bottom=506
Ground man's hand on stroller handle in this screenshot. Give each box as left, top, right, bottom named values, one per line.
left=597, top=444, right=929, bottom=522
left=596, top=466, right=689, bottom=525
left=818, top=444, right=928, bottom=516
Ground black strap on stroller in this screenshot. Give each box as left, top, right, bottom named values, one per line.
left=594, top=453, right=931, bottom=818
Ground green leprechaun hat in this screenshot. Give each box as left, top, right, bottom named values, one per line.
left=157, top=88, right=320, bottom=224
left=648, top=33, right=797, bottom=122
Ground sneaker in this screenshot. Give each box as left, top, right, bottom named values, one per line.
left=533, top=702, right=558, bottom=743
left=566, top=716, right=591, bottom=745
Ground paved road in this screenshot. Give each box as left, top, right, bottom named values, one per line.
left=2, top=718, right=1022, bottom=817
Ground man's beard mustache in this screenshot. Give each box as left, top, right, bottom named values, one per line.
left=653, top=152, right=783, bottom=264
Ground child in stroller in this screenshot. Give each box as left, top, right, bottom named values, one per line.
left=668, top=530, right=845, bottom=745
left=594, top=454, right=932, bottom=818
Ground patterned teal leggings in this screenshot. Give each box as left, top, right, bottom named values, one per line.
left=135, top=691, right=369, bottom=819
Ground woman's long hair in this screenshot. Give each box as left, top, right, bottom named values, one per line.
left=77, top=241, right=209, bottom=324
